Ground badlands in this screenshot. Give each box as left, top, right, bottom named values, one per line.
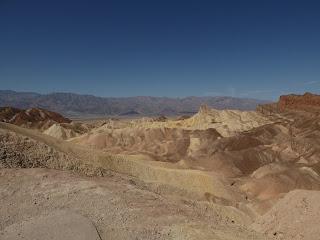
left=1, top=93, right=320, bottom=239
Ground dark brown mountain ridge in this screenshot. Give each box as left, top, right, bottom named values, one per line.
left=0, top=106, right=71, bottom=129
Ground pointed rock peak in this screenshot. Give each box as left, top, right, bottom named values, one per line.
left=199, top=104, right=210, bottom=114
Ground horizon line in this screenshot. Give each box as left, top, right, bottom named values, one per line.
left=0, top=89, right=274, bottom=101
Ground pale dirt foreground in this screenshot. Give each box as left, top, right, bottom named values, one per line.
left=0, top=168, right=265, bottom=240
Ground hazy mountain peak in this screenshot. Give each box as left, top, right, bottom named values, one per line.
left=0, top=90, right=270, bottom=117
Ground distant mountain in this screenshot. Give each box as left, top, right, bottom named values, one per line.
left=0, top=90, right=270, bottom=117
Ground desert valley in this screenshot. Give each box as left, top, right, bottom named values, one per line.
left=1, top=92, right=320, bottom=239
left=2, top=1, right=320, bottom=239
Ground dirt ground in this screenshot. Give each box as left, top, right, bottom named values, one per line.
left=0, top=168, right=266, bottom=240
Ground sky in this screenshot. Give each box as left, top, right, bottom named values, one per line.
left=1, top=0, right=320, bottom=100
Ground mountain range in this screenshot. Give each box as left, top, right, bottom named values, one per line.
left=0, top=90, right=270, bottom=117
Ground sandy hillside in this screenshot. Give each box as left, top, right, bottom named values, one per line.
left=89, top=105, right=270, bottom=137
left=0, top=170, right=265, bottom=240
left=43, top=122, right=89, bottom=140
left=0, top=122, right=242, bottom=201
left=252, top=190, right=320, bottom=240
left=69, top=106, right=320, bottom=213
left=170, top=105, right=271, bottom=136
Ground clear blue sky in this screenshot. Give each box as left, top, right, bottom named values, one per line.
left=1, top=0, right=320, bottom=100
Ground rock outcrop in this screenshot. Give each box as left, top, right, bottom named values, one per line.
left=278, top=92, right=320, bottom=112
left=257, top=92, right=320, bottom=114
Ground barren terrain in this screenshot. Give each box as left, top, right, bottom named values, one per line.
left=1, top=93, right=320, bottom=239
